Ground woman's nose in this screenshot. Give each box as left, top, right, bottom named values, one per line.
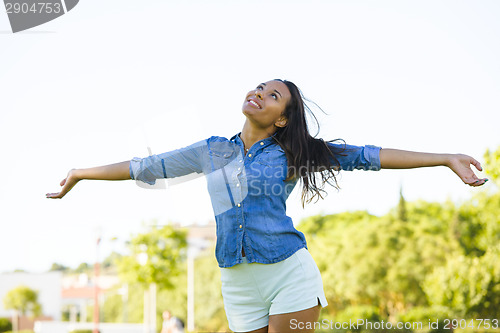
left=255, top=90, right=263, bottom=99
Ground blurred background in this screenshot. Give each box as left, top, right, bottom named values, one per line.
left=0, top=0, right=499, bottom=332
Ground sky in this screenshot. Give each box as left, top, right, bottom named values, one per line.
left=1, top=0, right=499, bottom=273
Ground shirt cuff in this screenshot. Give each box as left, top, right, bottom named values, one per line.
left=129, top=157, right=156, bottom=185
left=363, top=145, right=382, bottom=171
left=129, top=160, right=135, bottom=180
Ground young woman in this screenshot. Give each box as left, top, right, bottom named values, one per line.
left=47, top=79, right=487, bottom=333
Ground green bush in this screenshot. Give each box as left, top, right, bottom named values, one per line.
left=0, top=318, right=12, bottom=333
left=398, top=306, right=453, bottom=333
left=335, top=305, right=383, bottom=333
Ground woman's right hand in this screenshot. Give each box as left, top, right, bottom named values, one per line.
left=46, top=169, right=81, bottom=199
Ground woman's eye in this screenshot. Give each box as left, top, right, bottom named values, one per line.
left=271, top=93, right=277, bottom=100
left=257, top=85, right=263, bottom=90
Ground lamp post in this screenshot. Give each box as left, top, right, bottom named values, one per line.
left=187, top=248, right=195, bottom=332
left=138, top=246, right=156, bottom=333
left=149, top=283, right=156, bottom=333
left=11, top=310, right=19, bottom=332
left=186, top=234, right=211, bottom=332
left=93, top=232, right=101, bottom=333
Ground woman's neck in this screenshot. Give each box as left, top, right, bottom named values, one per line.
left=240, top=121, right=275, bottom=152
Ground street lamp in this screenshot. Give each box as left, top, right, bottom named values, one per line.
left=138, top=245, right=156, bottom=333
left=186, top=234, right=211, bottom=332
left=93, top=229, right=101, bottom=333
left=187, top=247, right=197, bottom=332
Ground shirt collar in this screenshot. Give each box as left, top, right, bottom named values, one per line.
left=231, top=132, right=277, bottom=149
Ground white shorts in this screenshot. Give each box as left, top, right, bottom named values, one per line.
left=220, top=248, right=328, bottom=332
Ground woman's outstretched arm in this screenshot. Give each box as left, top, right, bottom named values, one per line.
left=379, top=149, right=488, bottom=187
left=46, top=161, right=131, bottom=199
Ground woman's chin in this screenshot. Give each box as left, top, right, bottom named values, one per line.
left=242, top=108, right=253, bottom=117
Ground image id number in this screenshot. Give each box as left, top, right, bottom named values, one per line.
left=5, top=2, right=62, bottom=14
left=444, top=319, right=499, bottom=330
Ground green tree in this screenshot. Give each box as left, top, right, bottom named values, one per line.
left=398, top=186, right=407, bottom=222
left=0, top=317, right=13, bottom=332
left=299, top=210, right=378, bottom=238
left=102, top=251, right=122, bottom=273
left=423, top=245, right=500, bottom=318
left=302, top=201, right=460, bottom=320
left=451, top=144, right=500, bottom=257
left=102, top=283, right=146, bottom=323
left=101, top=289, right=124, bottom=323
left=74, top=262, right=91, bottom=273
left=49, top=263, right=69, bottom=272
left=104, top=245, right=229, bottom=332
left=484, top=146, right=500, bottom=187
left=116, top=224, right=187, bottom=288
left=3, top=285, right=42, bottom=317
left=453, top=191, right=500, bottom=256
left=191, top=250, right=228, bottom=332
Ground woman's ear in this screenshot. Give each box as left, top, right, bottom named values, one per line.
left=275, top=117, right=288, bottom=128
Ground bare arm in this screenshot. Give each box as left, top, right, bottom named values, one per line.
left=379, top=148, right=488, bottom=187
left=46, top=161, right=131, bottom=199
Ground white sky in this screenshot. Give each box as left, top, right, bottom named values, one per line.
left=1, top=0, right=499, bottom=273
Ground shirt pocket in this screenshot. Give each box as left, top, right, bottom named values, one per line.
left=209, top=146, right=239, bottom=171
left=255, top=147, right=287, bottom=168
left=253, top=148, right=288, bottom=184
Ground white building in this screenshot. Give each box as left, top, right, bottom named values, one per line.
left=0, top=272, right=62, bottom=320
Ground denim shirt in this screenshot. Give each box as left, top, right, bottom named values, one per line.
left=130, top=133, right=381, bottom=268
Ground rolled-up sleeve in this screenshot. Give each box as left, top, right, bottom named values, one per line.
left=130, top=139, right=208, bottom=185
left=328, top=142, right=382, bottom=171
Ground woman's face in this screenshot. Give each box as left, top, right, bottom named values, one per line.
left=242, top=80, right=291, bottom=129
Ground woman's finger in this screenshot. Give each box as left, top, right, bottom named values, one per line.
left=478, top=178, right=489, bottom=186
left=47, top=181, right=70, bottom=198
left=470, top=158, right=483, bottom=172
left=469, top=178, right=488, bottom=187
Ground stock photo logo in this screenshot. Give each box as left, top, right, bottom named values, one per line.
left=4, top=0, right=79, bottom=33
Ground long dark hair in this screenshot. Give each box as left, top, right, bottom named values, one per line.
left=272, top=79, right=345, bottom=206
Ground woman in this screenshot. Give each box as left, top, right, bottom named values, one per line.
left=47, top=79, right=487, bottom=333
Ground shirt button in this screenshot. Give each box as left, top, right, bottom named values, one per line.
left=239, top=160, right=242, bottom=163
left=236, top=183, right=240, bottom=187
left=239, top=224, right=242, bottom=229
left=260, top=142, right=264, bottom=145
left=248, top=153, right=252, bottom=157
left=237, top=203, right=241, bottom=207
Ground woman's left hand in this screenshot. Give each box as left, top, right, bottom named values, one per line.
left=447, top=154, right=488, bottom=187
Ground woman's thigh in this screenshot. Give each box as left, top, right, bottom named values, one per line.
left=268, top=304, right=321, bottom=333
left=240, top=303, right=321, bottom=333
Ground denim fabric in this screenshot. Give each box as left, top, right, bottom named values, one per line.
left=130, top=133, right=381, bottom=268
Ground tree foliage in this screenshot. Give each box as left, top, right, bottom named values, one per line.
left=298, top=158, right=500, bottom=324
left=423, top=245, right=500, bottom=318
left=115, top=224, right=187, bottom=289
left=0, top=317, right=13, bottom=332
left=302, top=201, right=459, bottom=319
left=49, top=263, right=69, bottom=272
left=2, top=285, right=42, bottom=317
left=484, top=146, right=500, bottom=187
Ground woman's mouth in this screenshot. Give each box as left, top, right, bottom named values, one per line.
left=247, top=99, right=262, bottom=109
